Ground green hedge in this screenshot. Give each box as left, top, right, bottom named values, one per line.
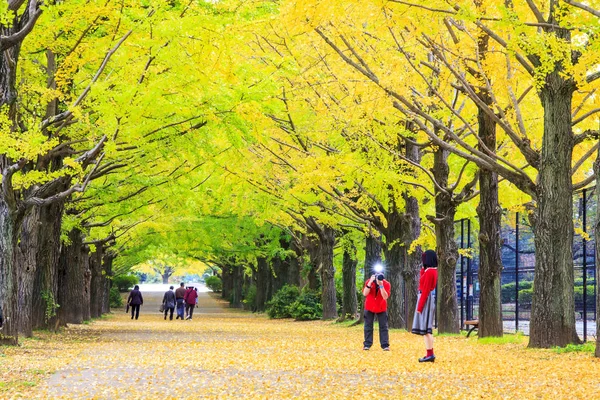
left=289, top=290, right=322, bottom=321
left=267, top=285, right=300, bottom=318
left=243, top=284, right=257, bottom=311
left=109, top=286, right=123, bottom=308
left=205, top=276, right=222, bottom=292
left=113, top=274, right=139, bottom=292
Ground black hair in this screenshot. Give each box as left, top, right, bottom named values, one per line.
left=422, top=250, right=438, bottom=269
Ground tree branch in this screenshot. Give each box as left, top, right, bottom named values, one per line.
left=0, top=0, right=42, bottom=51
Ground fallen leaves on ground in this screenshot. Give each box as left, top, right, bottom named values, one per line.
left=2, top=292, right=599, bottom=399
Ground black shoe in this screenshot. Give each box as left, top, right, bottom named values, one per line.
left=418, top=355, right=435, bottom=363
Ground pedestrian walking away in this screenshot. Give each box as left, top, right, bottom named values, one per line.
left=175, top=282, right=186, bottom=320
left=163, top=286, right=176, bottom=320
left=127, top=285, right=144, bottom=320
left=184, top=286, right=198, bottom=320
left=362, top=271, right=391, bottom=351
left=412, top=249, right=439, bottom=363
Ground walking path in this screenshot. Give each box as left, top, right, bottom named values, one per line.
left=3, top=288, right=599, bottom=399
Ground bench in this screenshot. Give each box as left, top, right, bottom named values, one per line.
left=464, top=320, right=479, bottom=337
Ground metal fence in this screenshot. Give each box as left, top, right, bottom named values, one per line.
left=455, top=188, right=597, bottom=341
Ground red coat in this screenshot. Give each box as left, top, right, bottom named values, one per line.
left=364, top=280, right=391, bottom=313
left=184, top=288, right=198, bottom=305
left=417, top=267, right=438, bottom=313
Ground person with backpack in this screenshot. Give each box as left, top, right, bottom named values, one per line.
left=184, top=286, right=198, bottom=320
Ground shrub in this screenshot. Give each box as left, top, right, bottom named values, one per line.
left=243, top=284, right=257, bottom=311
left=518, top=288, right=533, bottom=306
left=289, top=290, right=322, bottom=321
left=574, top=286, right=595, bottom=308
left=501, top=281, right=534, bottom=303
left=205, top=276, right=222, bottom=292
left=109, top=286, right=123, bottom=308
left=267, top=285, right=300, bottom=318
left=113, top=274, right=139, bottom=292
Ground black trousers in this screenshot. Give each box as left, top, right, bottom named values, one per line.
left=131, top=304, right=140, bottom=320
left=364, top=310, right=389, bottom=348
left=186, top=304, right=195, bottom=319
left=164, top=307, right=174, bottom=320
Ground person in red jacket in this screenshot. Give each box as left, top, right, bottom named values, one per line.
left=412, top=249, right=438, bottom=362
left=362, top=272, right=391, bottom=351
left=184, top=286, right=198, bottom=320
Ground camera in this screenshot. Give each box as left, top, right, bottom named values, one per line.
left=376, top=274, right=384, bottom=281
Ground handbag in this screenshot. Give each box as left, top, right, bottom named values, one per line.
left=125, top=304, right=129, bottom=313
left=159, top=304, right=164, bottom=312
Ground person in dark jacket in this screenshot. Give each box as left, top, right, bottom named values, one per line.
left=127, top=285, right=144, bottom=320
left=175, top=282, right=186, bottom=320
left=162, top=286, right=176, bottom=320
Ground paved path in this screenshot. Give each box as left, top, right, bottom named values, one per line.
left=25, top=286, right=600, bottom=399
left=42, top=288, right=245, bottom=398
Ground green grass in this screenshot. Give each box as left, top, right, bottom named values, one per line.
left=477, top=332, right=527, bottom=345
left=552, top=342, right=595, bottom=354
left=436, top=330, right=468, bottom=337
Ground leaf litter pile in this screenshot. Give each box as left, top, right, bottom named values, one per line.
left=2, top=292, right=600, bottom=399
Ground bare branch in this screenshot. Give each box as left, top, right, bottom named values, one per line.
left=525, top=0, right=547, bottom=23
left=573, top=89, right=596, bottom=118
left=573, top=173, right=596, bottom=191
left=572, top=142, right=599, bottom=175
left=563, top=0, right=600, bottom=18
left=572, top=108, right=600, bottom=126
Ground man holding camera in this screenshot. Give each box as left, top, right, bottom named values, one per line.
left=363, top=273, right=391, bottom=351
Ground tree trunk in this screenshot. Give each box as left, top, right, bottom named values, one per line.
left=341, top=240, right=358, bottom=319
left=287, top=239, right=302, bottom=287
left=17, top=208, right=40, bottom=337
left=255, top=257, right=269, bottom=311
left=32, top=202, right=63, bottom=330
left=57, top=229, right=86, bottom=325
left=221, top=265, right=233, bottom=302
left=528, top=55, right=579, bottom=347
left=304, top=233, right=321, bottom=291
left=400, top=137, right=422, bottom=329
left=476, top=93, right=504, bottom=338
left=384, top=206, right=406, bottom=329
left=231, top=265, right=244, bottom=308
left=102, top=252, right=114, bottom=314
left=355, top=233, right=382, bottom=325
left=89, top=246, right=103, bottom=319
left=319, top=225, right=337, bottom=319
left=82, top=248, right=92, bottom=321
left=0, top=200, right=20, bottom=345
left=272, top=253, right=286, bottom=295
left=594, top=151, right=600, bottom=357
left=433, top=147, right=460, bottom=334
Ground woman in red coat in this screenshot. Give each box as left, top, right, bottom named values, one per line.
left=411, top=250, right=438, bottom=362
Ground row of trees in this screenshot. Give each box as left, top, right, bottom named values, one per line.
left=0, top=0, right=262, bottom=344
left=2, top=0, right=600, bottom=356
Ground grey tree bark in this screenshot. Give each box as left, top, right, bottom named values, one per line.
left=432, top=147, right=460, bottom=334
